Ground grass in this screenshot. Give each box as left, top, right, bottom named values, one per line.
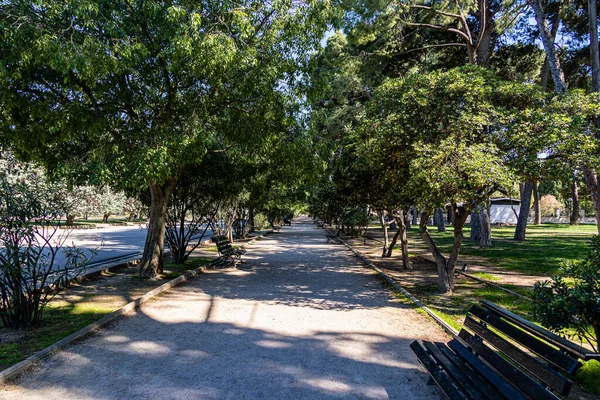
left=577, top=360, right=600, bottom=395
left=407, top=223, right=597, bottom=276
left=0, top=303, right=113, bottom=370
left=471, top=272, right=501, bottom=281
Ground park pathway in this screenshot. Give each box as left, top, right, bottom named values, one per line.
left=0, top=217, right=447, bottom=400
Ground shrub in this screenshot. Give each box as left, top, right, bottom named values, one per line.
left=532, top=235, right=600, bottom=351
left=0, top=154, right=90, bottom=328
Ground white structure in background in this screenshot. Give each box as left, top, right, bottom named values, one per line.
left=489, top=198, right=521, bottom=224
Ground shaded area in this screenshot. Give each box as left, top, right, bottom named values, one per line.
left=0, top=219, right=446, bottom=399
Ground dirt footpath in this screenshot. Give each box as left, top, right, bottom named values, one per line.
left=1, top=218, right=447, bottom=399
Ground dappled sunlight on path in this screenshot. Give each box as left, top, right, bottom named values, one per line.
left=0, top=218, right=446, bottom=400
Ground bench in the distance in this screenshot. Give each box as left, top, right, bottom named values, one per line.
left=211, top=235, right=246, bottom=264
left=411, top=300, right=600, bottom=400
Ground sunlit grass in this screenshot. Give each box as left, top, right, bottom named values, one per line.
left=406, top=223, right=596, bottom=276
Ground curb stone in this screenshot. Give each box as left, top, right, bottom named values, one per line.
left=0, top=229, right=273, bottom=384
left=324, top=227, right=458, bottom=338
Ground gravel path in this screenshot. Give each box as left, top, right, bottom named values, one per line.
left=1, top=218, right=446, bottom=399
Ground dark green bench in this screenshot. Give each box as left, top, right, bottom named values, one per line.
left=211, top=235, right=246, bottom=264
left=411, top=300, right=600, bottom=400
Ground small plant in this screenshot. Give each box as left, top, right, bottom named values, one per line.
left=532, top=235, right=600, bottom=352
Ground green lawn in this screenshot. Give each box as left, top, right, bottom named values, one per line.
left=407, top=223, right=597, bottom=276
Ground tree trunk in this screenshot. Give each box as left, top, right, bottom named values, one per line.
left=586, top=0, right=600, bottom=233
left=570, top=180, right=580, bottom=225
left=585, top=170, right=600, bottom=232
left=594, top=322, right=600, bottom=353
left=475, top=0, right=494, bottom=67
left=380, top=211, right=389, bottom=257
left=138, top=179, right=177, bottom=277
left=66, top=215, right=75, bottom=226
left=470, top=211, right=481, bottom=241
left=127, top=213, right=134, bottom=222
left=533, top=183, right=541, bottom=225
left=540, top=9, right=561, bottom=90
left=249, top=206, right=255, bottom=233
left=529, top=0, right=567, bottom=92
left=480, top=208, right=492, bottom=247
left=102, top=213, right=109, bottom=223
left=412, top=205, right=418, bottom=225
left=386, top=228, right=401, bottom=258
left=398, top=213, right=410, bottom=270
left=589, top=0, right=600, bottom=93
left=435, top=208, right=446, bottom=232
left=514, top=181, right=533, bottom=241
left=420, top=207, right=469, bottom=293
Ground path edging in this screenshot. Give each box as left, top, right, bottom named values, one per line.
left=0, top=229, right=272, bottom=384
left=325, top=228, right=458, bottom=338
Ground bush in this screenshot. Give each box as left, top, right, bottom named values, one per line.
left=532, top=235, right=600, bottom=351
left=0, top=155, right=90, bottom=328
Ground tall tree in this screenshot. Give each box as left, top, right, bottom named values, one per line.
left=0, top=0, right=331, bottom=276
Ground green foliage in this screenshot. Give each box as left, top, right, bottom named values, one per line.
left=533, top=236, right=600, bottom=351
left=0, top=153, right=90, bottom=328
left=576, top=360, right=600, bottom=395
left=0, top=0, right=332, bottom=189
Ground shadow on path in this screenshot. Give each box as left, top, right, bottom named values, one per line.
left=1, top=219, right=445, bottom=400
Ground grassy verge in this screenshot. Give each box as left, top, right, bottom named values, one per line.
left=0, top=256, right=213, bottom=371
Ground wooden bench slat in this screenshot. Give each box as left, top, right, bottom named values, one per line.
left=459, top=329, right=561, bottom=400
left=463, top=316, right=571, bottom=395
left=469, top=305, right=580, bottom=374
left=447, top=339, right=527, bottom=400
left=425, top=342, right=500, bottom=400
left=480, top=300, right=597, bottom=361
left=410, top=341, right=468, bottom=400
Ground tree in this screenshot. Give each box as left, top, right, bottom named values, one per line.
left=0, top=0, right=331, bottom=276
left=366, top=67, right=516, bottom=293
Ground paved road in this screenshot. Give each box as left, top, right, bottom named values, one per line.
left=2, top=218, right=445, bottom=399
left=49, top=224, right=212, bottom=268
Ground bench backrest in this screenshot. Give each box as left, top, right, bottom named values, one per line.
left=211, top=235, right=232, bottom=251
left=459, top=302, right=583, bottom=398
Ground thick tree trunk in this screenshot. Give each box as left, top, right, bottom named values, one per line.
left=475, top=0, right=494, bottom=67
left=480, top=208, right=492, bottom=247
left=420, top=207, right=469, bottom=293
left=249, top=206, right=255, bottom=233
left=102, top=213, right=110, bottom=223
left=529, top=0, right=567, bottom=92
left=412, top=206, right=418, bottom=225
left=514, top=181, right=533, bottom=241
left=533, top=183, right=541, bottom=225
left=66, top=215, right=75, bottom=226
left=138, top=179, right=177, bottom=277
left=570, top=180, right=580, bottom=225
left=589, top=0, right=600, bottom=93
left=586, top=0, right=600, bottom=233
left=435, top=208, right=446, bottom=232
left=470, top=211, right=481, bottom=241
